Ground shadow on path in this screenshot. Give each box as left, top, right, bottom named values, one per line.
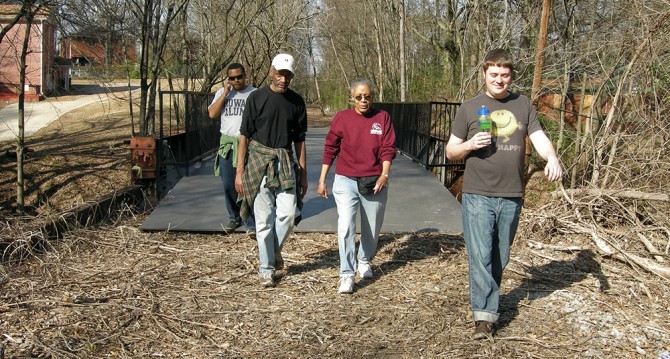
left=67, top=83, right=139, bottom=96
left=498, top=250, right=610, bottom=330
left=285, top=233, right=464, bottom=287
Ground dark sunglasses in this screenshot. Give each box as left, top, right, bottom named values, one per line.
left=354, top=95, right=372, bottom=101
left=228, top=74, right=245, bottom=81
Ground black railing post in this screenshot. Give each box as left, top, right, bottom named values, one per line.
left=158, top=91, right=164, bottom=199
left=184, top=91, right=190, bottom=177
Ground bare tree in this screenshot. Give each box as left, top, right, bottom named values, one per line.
left=59, top=0, right=135, bottom=67
left=129, top=0, right=188, bottom=136
left=399, top=0, right=406, bottom=101
left=15, top=2, right=40, bottom=215
left=0, top=3, right=29, bottom=44
left=1, top=0, right=50, bottom=214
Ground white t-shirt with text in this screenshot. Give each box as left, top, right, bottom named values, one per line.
left=209, top=85, right=256, bottom=136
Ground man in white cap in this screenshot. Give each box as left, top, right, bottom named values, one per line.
left=235, top=53, right=308, bottom=287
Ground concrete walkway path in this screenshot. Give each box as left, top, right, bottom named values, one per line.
left=141, top=128, right=463, bottom=234
left=0, top=83, right=134, bottom=142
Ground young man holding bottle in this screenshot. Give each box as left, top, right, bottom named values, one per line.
left=446, top=48, right=562, bottom=340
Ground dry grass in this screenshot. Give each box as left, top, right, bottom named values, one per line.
left=0, top=84, right=669, bottom=357
left=0, top=89, right=131, bottom=216
left=1, top=212, right=668, bottom=357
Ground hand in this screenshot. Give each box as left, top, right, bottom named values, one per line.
left=317, top=182, right=328, bottom=198
left=469, top=132, right=492, bottom=150
left=224, top=79, right=232, bottom=92
left=544, top=157, right=563, bottom=182
left=299, top=172, right=308, bottom=200
left=235, top=172, right=244, bottom=194
left=373, top=175, right=388, bottom=194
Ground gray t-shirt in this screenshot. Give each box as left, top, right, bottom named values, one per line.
left=452, top=92, right=543, bottom=197
left=209, top=86, right=256, bottom=136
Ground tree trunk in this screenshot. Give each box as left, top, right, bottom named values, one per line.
left=556, top=58, right=570, bottom=154
left=0, top=4, right=27, bottom=44
left=16, top=23, right=30, bottom=215
left=16, top=3, right=37, bottom=214
left=329, top=35, right=349, bottom=89
left=372, top=10, right=384, bottom=101
left=526, top=0, right=551, bottom=182
left=181, top=8, right=189, bottom=92
left=137, top=0, right=153, bottom=135
left=123, top=36, right=136, bottom=137
left=531, top=0, right=551, bottom=102
left=571, top=73, right=586, bottom=188
left=600, top=132, right=621, bottom=188
left=399, top=0, right=406, bottom=102
left=307, top=31, right=324, bottom=115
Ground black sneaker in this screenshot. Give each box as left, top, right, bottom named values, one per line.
left=472, top=321, right=494, bottom=340
left=223, top=220, right=242, bottom=233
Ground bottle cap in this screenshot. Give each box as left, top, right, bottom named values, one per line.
left=477, top=105, right=490, bottom=116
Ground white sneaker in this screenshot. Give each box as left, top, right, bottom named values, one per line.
left=358, top=261, right=373, bottom=279
left=259, top=272, right=275, bottom=288
left=338, top=276, right=354, bottom=294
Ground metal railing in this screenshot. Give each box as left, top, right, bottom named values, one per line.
left=153, top=96, right=464, bottom=198
left=157, top=91, right=218, bottom=198
left=375, top=102, right=464, bottom=187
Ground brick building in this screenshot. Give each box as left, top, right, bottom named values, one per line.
left=0, top=4, right=58, bottom=98
left=60, top=34, right=137, bottom=66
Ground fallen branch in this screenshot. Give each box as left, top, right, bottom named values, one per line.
left=552, top=188, right=669, bottom=202
left=527, top=240, right=587, bottom=252
left=637, top=233, right=665, bottom=263
left=590, top=232, right=670, bottom=280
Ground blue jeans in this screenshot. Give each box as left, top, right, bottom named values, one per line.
left=254, top=168, right=297, bottom=274
left=219, top=153, right=241, bottom=222
left=462, top=193, right=522, bottom=323
left=332, top=174, right=387, bottom=277
left=219, top=153, right=254, bottom=230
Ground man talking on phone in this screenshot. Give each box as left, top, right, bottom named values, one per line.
left=208, top=63, right=256, bottom=234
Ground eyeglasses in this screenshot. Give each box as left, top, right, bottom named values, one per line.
left=228, top=74, right=244, bottom=81
left=354, top=95, right=372, bottom=102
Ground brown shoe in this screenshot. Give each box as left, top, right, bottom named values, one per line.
left=275, top=251, right=284, bottom=270
left=472, top=321, right=494, bottom=340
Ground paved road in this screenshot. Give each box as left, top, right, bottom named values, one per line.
left=0, top=83, right=135, bottom=142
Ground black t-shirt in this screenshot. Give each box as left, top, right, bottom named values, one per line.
left=240, top=86, right=307, bottom=149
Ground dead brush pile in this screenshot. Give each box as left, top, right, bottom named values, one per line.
left=0, top=189, right=669, bottom=357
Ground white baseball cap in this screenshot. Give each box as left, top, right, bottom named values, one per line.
left=271, top=53, right=295, bottom=74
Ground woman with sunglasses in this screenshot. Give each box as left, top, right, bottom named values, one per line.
left=317, top=78, right=397, bottom=294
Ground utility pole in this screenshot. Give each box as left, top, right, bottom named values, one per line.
left=527, top=0, right=551, bottom=181
left=399, top=0, right=406, bottom=102
left=531, top=0, right=551, bottom=102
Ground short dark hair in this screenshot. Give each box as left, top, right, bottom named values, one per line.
left=482, top=49, right=514, bottom=76
left=227, top=62, right=245, bottom=73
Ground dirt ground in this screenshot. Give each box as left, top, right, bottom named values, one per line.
left=0, top=82, right=669, bottom=358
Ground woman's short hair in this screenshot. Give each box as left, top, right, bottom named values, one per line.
left=350, top=78, right=374, bottom=97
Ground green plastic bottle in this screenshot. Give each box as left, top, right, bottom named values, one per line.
left=477, top=105, right=491, bottom=133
